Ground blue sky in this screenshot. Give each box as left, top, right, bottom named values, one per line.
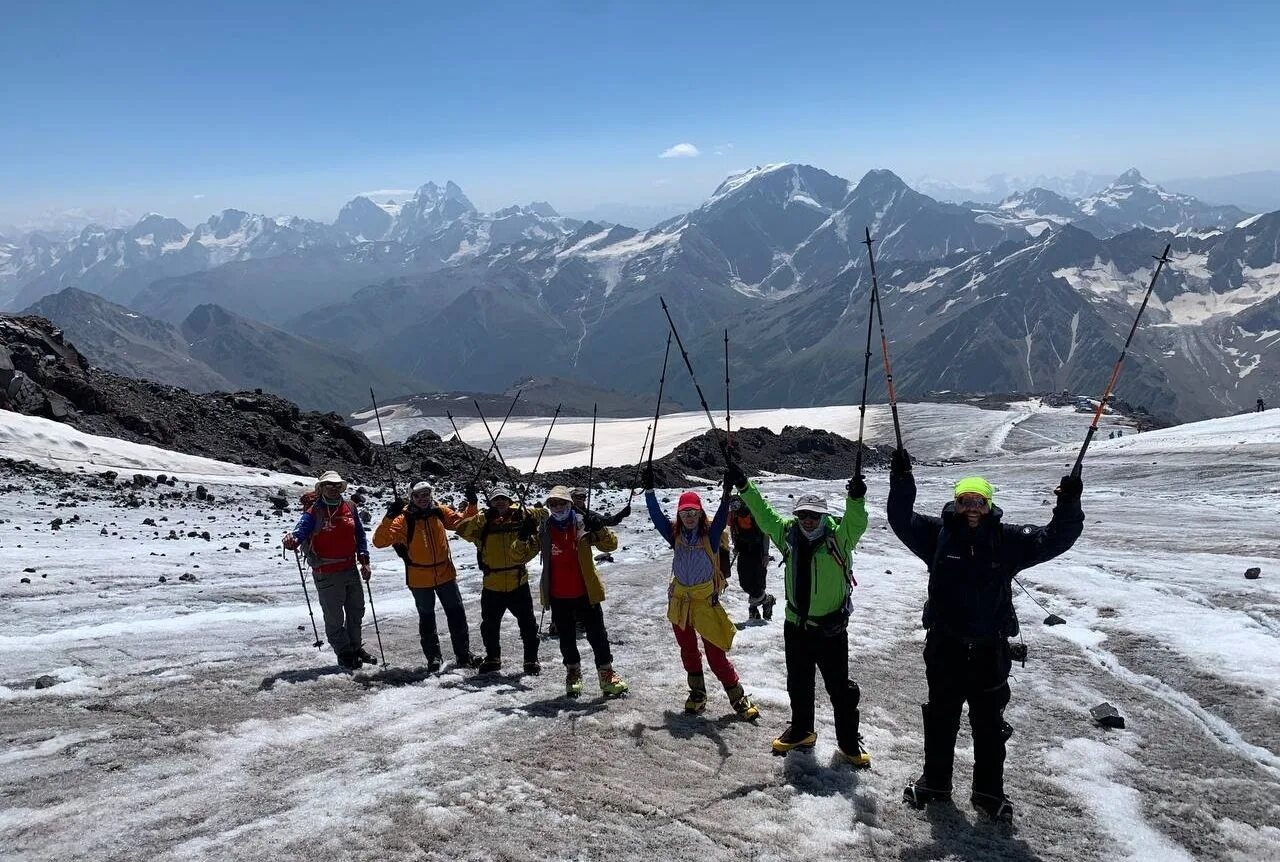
left=2, top=0, right=1277, bottom=227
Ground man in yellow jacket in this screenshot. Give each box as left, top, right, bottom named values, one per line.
left=373, top=481, right=479, bottom=673
left=511, top=486, right=628, bottom=698
left=456, top=487, right=544, bottom=675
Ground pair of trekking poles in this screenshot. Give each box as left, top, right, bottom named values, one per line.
left=287, top=542, right=387, bottom=668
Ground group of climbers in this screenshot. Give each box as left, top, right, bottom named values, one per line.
left=283, top=440, right=1085, bottom=823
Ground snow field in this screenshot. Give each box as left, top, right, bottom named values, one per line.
left=1, top=408, right=1277, bottom=860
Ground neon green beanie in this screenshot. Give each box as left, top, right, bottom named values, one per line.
left=954, top=476, right=994, bottom=503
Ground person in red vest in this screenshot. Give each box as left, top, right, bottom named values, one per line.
left=729, top=493, right=776, bottom=621
left=283, top=471, right=372, bottom=670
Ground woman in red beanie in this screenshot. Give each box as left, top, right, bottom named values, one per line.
left=642, top=467, right=759, bottom=719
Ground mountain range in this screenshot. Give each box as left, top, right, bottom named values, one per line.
left=24, top=288, right=419, bottom=412
left=9, top=165, right=1276, bottom=422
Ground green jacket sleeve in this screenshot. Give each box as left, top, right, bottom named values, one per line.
left=835, top=495, right=868, bottom=554
left=739, top=481, right=789, bottom=550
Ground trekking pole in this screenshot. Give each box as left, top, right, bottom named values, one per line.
left=369, top=388, right=401, bottom=499
left=293, top=550, right=324, bottom=649
left=472, top=400, right=528, bottom=510
left=470, top=391, right=523, bottom=485
left=659, top=296, right=729, bottom=459
left=647, top=333, right=672, bottom=468
left=863, top=228, right=904, bottom=450
left=724, top=328, right=732, bottom=454
left=585, top=403, right=598, bottom=513
left=1071, top=243, right=1172, bottom=478
left=853, top=262, right=878, bottom=479
left=625, top=423, right=652, bottom=506
left=446, top=410, right=478, bottom=469
left=364, top=579, right=387, bottom=667
left=521, top=403, right=562, bottom=500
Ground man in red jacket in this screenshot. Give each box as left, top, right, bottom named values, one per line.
left=283, top=471, right=372, bottom=670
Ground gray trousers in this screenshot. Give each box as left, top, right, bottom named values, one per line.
left=314, top=568, right=365, bottom=656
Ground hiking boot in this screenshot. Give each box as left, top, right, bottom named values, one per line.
left=458, top=654, right=484, bottom=670
left=762, top=594, right=776, bottom=621
left=565, top=664, right=584, bottom=698
left=426, top=657, right=442, bottom=673
left=726, top=683, right=760, bottom=721
left=477, top=656, right=502, bottom=674
left=336, top=650, right=360, bottom=671
left=836, top=736, right=872, bottom=769
left=354, top=647, right=379, bottom=667
left=523, top=660, right=542, bottom=676
left=971, top=791, right=1014, bottom=822
left=903, top=775, right=953, bottom=809
left=599, top=666, right=629, bottom=698
left=748, top=604, right=761, bottom=621
left=771, top=725, right=817, bottom=754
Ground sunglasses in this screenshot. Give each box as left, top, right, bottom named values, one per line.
left=796, top=511, right=822, bottom=521
left=955, top=495, right=990, bottom=511
left=548, top=500, right=571, bottom=509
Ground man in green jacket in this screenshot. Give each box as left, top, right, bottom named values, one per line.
left=726, top=462, right=870, bottom=764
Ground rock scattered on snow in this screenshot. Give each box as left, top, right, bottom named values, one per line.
left=33, top=675, right=58, bottom=689
left=1090, top=702, right=1126, bottom=729
left=1245, top=566, right=1261, bottom=580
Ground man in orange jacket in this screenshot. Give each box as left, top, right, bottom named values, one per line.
left=373, top=480, right=479, bottom=672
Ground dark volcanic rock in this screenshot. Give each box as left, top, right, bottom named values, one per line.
left=541, top=426, right=889, bottom=490
left=0, top=315, right=381, bottom=479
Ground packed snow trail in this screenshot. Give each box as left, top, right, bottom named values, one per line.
left=1, top=408, right=1278, bottom=861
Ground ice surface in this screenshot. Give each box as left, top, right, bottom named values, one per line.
left=2, top=406, right=1277, bottom=860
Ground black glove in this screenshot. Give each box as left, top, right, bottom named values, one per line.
left=890, top=447, right=912, bottom=478
left=385, top=498, right=405, bottom=518
left=641, top=464, right=655, bottom=491
left=518, top=514, right=538, bottom=541
left=616, top=503, right=632, bottom=522
left=724, top=460, right=748, bottom=490
left=846, top=475, right=867, bottom=500
left=582, top=512, right=605, bottom=533
left=464, top=483, right=478, bottom=505
left=1055, top=474, right=1083, bottom=502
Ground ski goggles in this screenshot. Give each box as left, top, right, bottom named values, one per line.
left=955, top=494, right=990, bottom=511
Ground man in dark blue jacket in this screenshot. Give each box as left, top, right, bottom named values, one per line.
left=887, top=449, right=1084, bottom=822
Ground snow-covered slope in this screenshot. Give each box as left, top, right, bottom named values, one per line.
left=1, top=406, right=1276, bottom=860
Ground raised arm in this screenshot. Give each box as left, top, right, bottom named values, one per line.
left=1005, top=475, right=1085, bottom=572
left=372, top=512, right=408, bottom=549
left=645, top=491, right=675, bottom=546
left=707, top=492, right=730, bottom=553
left=886, top=456, right=942, bottom=565
left=454, top=509, right=487, bottom=545
left=738, top=481, right=789, bottom=550
left=835, top=493, right=869, bottom=554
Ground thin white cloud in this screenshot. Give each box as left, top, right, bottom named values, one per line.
left=192, top=194, right=206, bottom=200
left=358, top=188, right=414, bottom=198
left=659, top=143, right=701, bottom=159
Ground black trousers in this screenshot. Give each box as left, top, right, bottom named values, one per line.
left=480, top=582, right=540, bottom=663
left=549, top=595, right=613, bottom=669
left=735, top=537, right=769, bottom=601
left=922, top=632, right=1012, bottom=796
left=783, top=620, right=860, bottom=751
left=410, top=580, right=471, bottom=662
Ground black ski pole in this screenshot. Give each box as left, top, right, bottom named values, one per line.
left=853, top=261, right=878, bottom=479
left=626, top=423, right=652, bottom=506
left=659, top=296, right=728, bottom=458
left=863, top=228, right=904, bottom=451
left=522, top=403, right=562, bottom=499
left=1071, top=243, right=1172, bottom=478
left=293, top=550, right=323, bottom=649
left=446, top=410, right=478, bottom=469
left=647, top=332, right=672, bottom=468
left=471, top=391, right=522, bottom=485
left=473, top=400, right=528, bottom=510
left=369, top=388, right=401, bottom=499
left=365, top=579, right=387, bottom=667
left=724, top=328, right=732, bottom=455
left=585, top=403, right=598, bottom=513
